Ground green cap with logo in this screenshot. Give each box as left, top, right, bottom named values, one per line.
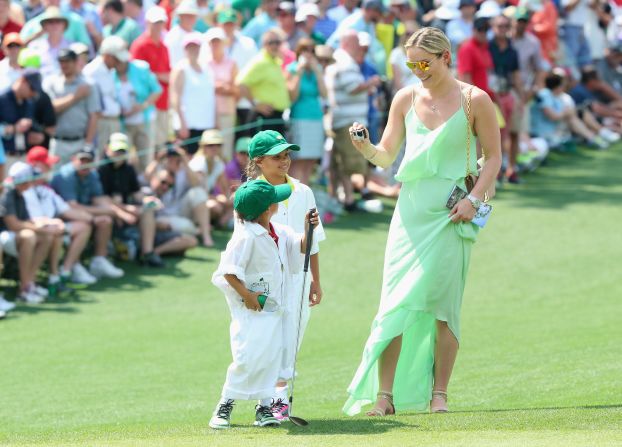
left=248, top=130, right=300, bottom=159
left=217, top=9, right=238, bottom=23
left=234, top=179, right=292, bottom=220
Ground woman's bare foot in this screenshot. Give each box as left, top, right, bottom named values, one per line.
left=430, top=390, right=448, bottom=413
left=366, top=391, right=395, bottom=417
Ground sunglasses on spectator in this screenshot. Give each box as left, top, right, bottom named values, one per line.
left=7, top=43, right=22, bottom=48
left=267, top=39, right=282, bottom=46
left=406, top=54, right=441, bottom=72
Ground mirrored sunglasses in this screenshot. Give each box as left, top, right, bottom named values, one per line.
left=406, top=54, right=441, bottom=72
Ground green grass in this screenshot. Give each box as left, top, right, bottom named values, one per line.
left=1, top=147, right=621, bottom=446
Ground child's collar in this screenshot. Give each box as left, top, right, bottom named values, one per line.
left=245, top=221, right=269, bottom=236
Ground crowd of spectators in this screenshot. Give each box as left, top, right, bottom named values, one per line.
left=2, top=0, right=622, bottom=316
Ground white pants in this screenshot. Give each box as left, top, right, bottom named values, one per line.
left=279, top=271, right=311, bottom=381
left=222, top=302, right=284, bottom=400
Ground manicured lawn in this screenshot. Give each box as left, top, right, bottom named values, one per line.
left=1, top=147, right=621, bottom=446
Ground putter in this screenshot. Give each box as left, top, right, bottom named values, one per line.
left=288, top=208, right=315, bottom=427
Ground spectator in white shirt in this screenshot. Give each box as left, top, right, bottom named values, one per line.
left=164, top=0, right=199, bottom=68
left=0, top=33, right=24, bottom=91
left=83, top=36, right=125, bottom=154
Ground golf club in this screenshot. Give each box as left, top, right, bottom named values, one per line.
left=288, top=208, right=316, bottom=427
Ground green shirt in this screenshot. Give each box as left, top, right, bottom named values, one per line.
left=236, top=49, right=290, bottom=111
left=103, top=17, right=141, bottom=46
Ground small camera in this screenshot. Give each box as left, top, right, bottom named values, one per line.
left=350, top=128, right=367, bottom=141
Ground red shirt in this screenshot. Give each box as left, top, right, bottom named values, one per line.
left=457, top=37, right=493, bottom=97
left=268, top=223, right=279, bottom=247
left=130, top=33, right=171, bottom=110
left=0, top=20, right=23, bottom=60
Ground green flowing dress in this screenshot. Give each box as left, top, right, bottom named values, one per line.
left=343, top=90, right=479, bottom=415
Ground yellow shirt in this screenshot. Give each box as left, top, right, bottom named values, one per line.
left=236, top=49, right=291, bottom=111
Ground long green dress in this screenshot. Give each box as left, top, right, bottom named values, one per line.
left=343, top=89, right=479, bottom=415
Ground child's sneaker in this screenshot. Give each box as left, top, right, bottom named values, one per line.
left=254, top=404, right=280, bottom=427
left=209, top=399, right=235, bottom=429
left=271, top=398, right=289, bottom=421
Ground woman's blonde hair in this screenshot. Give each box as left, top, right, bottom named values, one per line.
left=404, top=27, right=452, bottom=65
left=244, top=157, right=262, bottom=179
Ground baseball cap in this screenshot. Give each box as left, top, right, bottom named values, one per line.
left=248, top=130, right=300, bottom=159
left=58, top=48, right=78, bottom=61
left=22, top=69, right=42, bottom=93
left=217, top=9, right=238, bottom=23
left=278, top=1, right=295, bottom=14
left=109, top=139, right=129, bottom=152
left=70, top=42, right=89, bottom=55
left=435, top=0, right=460, bottom=20
left=476, top=0, right=502, bottom=18
left=235, top=137, right=251, bottom=153
left=205, top=27, right=226, bottom=42
left=295, top=3, right=320, bottom=22
left=358, top=31, right=371, bottom=47
left=514, top=6, right=531, bottom=20
left=459, top=0, right=475, bottom=7
left=175, top=0, right=199, bottom=15
left=2, top=32, right=23, bottom=47
left=362, top=0, right=386, bottom=12
left=183, top=31, right=203, bottom=47
left=8, top=161, right=36, bottom=184
left=75, top=147, right=96, bottom=160
left=474, top=16, right=490, bottom=32
left=26, top=146, right=60, bottom=167
left=100, top=36, right=130, bottom=62
left=234, top=179, right=292, bottom=220
left=18, top=48, right=41, bottom=68
left=145, top=6, right=168, bottom=23
left=200, top=129, right=224, bottom=145
left=39, top=6, right=69, bottom=27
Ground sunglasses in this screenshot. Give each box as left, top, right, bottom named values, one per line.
left=267, top=39, right=282, bottom=46
left=160, top=179, right=174, bottom=187
left=406, top=54, right=442, bottom=72
left=7, top=43, right=22, bottom=48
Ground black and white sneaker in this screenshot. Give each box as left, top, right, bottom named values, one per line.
left=254, top=404, right=280, bottom=427
left=209, top=399, right=235, bottom=429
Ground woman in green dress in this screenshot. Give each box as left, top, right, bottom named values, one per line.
left=344, top=27, right=501, bottom=416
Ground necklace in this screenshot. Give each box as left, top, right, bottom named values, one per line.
left=430, top=104, right=439, bottom=113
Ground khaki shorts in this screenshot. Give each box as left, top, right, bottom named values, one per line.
left=331, top=126, right=368, bottom=176
left=154, top=110, right=171, bottom=150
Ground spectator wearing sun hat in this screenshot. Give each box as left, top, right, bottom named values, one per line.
left=170, top=31, right=216, bottom=155
left=205, top=26, right=238, bottom=160
left=26, top=6, right=71, bottom=78
left=21, top=5, right=90, bottom=50
left=102, top=0, right=142, bottom=46
left=130, top=6, right=172, bottom=154
left=164, top=0, right=199, bottom=67
left=189, top=129, right=233, bottom=227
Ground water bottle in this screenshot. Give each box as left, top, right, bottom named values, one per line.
left=257, top=294, right=279, bottom=312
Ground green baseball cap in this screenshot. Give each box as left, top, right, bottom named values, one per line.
left=234, top=179, right=292, bottom=220
left=217, top=9, right=238, bottom=23
left=248, top=130, right=300, bottom=159
left=18, top=48, right=41, bottom=68
left=235, top=137, right=251, bottom=153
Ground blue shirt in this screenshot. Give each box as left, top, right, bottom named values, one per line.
left=286, top=62, right=323, bottom=120
left=314, top=16, right=337, bottom=41
left=114, top=60, right=162, bottom=125
left=0, top=89, right=34, bottom=154
left=241, top=12, right=277, bottom=46
left=530, top=88, right=564, bottom=140
left=569, top=83, right=596, bottom=107
left=51, top=163, right=104, bottom=205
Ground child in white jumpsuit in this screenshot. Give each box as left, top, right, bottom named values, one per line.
left=210, top=178, right=319, bottom=429
left=244, top=130, right=326, bottom=421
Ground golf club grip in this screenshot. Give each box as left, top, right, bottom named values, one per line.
left=303, top=208, right=316, bottom=272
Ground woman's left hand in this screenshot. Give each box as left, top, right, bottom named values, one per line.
left=309, top=281, right=323, bottom=307
left=449, top=198, right=476, bottom=223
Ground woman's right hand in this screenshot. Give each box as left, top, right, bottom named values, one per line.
left=349, top=121, right=372, bottom=155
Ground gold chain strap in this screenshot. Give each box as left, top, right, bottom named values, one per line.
left=465, top=86, right=473, bottom=176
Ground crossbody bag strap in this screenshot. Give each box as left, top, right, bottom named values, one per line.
left=465, top=86, right=473, bottom=176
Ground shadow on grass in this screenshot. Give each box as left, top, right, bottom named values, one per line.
left=403, top=403, right=622, bottom=416
left=284, top=417, right=414, bottom=435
